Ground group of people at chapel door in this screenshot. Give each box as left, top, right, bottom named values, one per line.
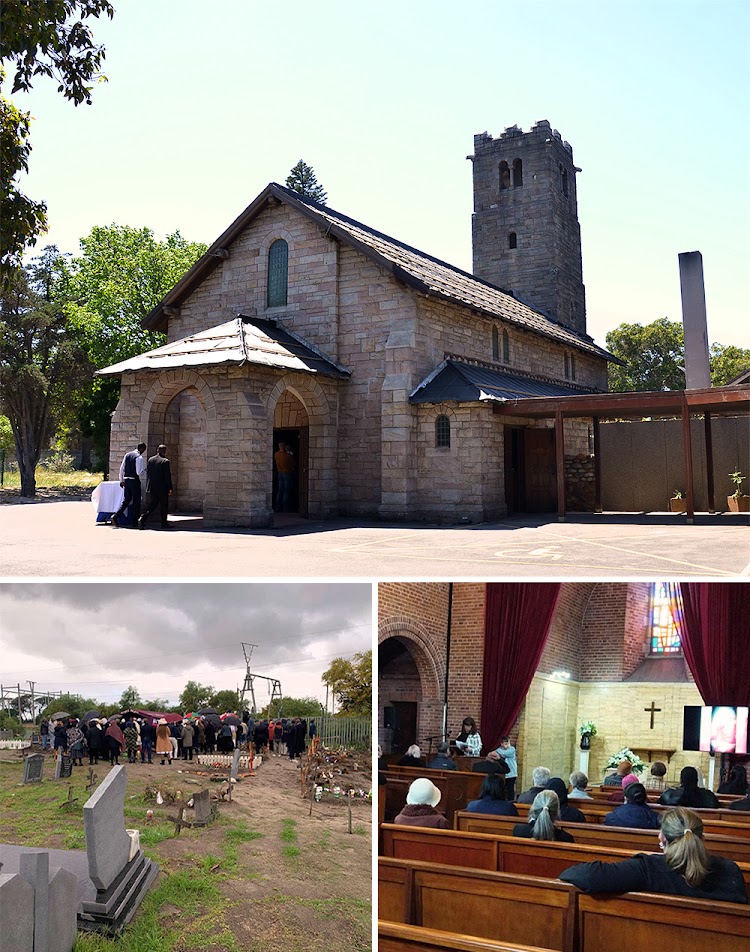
left=109, top=442, right=173, bottom=529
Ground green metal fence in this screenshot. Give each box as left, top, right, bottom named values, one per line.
left=313, top=716, right=371, bottom=750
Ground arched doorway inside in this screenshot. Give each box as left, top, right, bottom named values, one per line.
left=161, top=386, right=207, bottom=512
left=272, top=390, right=309, bottom=516
left=378, top=633, right=443, bottom=758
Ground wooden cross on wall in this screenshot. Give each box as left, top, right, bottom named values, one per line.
left=645, top=701, right=662, bottom=729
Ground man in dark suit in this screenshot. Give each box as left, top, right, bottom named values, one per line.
left=111, top=442, right=146, bottom=527
left=138, top=444, right=173, bottom=529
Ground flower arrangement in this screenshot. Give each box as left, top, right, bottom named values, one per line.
left=579, top=721, right=597, bottom=737
left=605, top=747, right=646, bottom=775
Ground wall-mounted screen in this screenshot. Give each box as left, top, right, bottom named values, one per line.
left=684, top=706, right=749, bottom=753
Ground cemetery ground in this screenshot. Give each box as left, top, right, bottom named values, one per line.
left=0, top=747, right=372, bottom=952
left=0, top=492, right=749, bottom=577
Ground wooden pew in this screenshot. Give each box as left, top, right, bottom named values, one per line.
left=455, top=812, right=750, bottom=862
left=378, top=921, right=556, bottom=952
left=576, top=891, right=750, bottom=951
left=385, top=768, right=485, bottom=824
left=512, top=800, right=750, bottom=835
left=379, top=857, right=576, bottom=952
left=381, top=823, right=750, bottom=891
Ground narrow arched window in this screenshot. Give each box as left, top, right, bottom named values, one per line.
left=512, top=158, right=523, bottom=187
left=571, top=353, right=577, bottom=380
left=502, top=329, right=510, bottom=363
left=508, top=232, right=517, bottom=249
left=492, top=325, right=499, bottom=360
left=562, top=168, right=568, bottom=197
left=564, top=352, right=570, bottom=378
left=499, top=161, right=510, bottom=191
left=267, top=239, right=288, bottom=307
left=435, top=415, right=451, bottom=448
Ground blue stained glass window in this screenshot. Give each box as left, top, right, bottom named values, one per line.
left=267, top=239, right=288, bottom=307
left=650, top=582, right=682, bottom=654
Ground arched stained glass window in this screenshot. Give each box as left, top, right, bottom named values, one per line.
left=267, top=239, right=288, bottom=307
left=435, top=415, right=451, bottom=448
left=650, top=582, right=682, bottom=654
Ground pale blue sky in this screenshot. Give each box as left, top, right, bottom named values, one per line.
left=8, top=0, right=750, bottom=348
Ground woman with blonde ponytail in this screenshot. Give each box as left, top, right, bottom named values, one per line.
left=560, top=807, right=747, bottom=903
left=512, top=790, right=575, bottom=843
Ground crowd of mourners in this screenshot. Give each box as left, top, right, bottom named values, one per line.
left=39, top=712, right=317, bottom=767
left=382, top=721, right=749, bottom=905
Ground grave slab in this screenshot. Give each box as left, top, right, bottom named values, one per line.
left=20, top=849, right=50, bottom=952
left=193, top=788, right=214, bottom=825
left=22, top=753, right=45, bottom=784
left=83, top=765, right=131, bottom=891
left=0, top=872, right=34, bottom=952
left=48, top=867, right=78, bottom=952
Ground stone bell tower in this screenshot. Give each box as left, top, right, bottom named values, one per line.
left=470, top=120, right=587, bottom=336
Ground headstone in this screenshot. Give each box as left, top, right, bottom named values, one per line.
left=22, top=753, right=45, bottom=785
left=193, top=789, right=213, bottom=825
left=0, top=873, right=34, bottom=952
left=20, top=849, right=50, bottom=952
left=54, top=754, right=73, bottom=780
left=47, top=867, right=78, bottom=952
left=83, top=765, right=131, bottom=891
left=230, top=748, right=241, bottom=781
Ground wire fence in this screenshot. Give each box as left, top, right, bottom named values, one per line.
left=314, top=715, right=371, bottom=750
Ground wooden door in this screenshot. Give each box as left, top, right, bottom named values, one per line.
left=523, top=429, right=557, bottom=512
left=504, top=426, right=524, bottom=515
left=384, top=702, right=418, bottom=755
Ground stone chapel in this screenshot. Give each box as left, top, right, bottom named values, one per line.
left=378, top=581, right=749, bottom=792
left=101, top=121, right=618, bottom=527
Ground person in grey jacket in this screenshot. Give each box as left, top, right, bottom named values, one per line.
left=181, top=720, right=195, bottom=761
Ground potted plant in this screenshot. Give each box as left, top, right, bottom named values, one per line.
left=728, top=471, right=749, bottom=513
left=669, top=490, right=687, bottom=513
left=579, top=721, right=597, bottom=751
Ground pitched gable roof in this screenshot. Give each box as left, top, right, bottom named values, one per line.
left=144, top=183, right=619, bottom=363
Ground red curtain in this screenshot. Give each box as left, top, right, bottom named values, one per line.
left=678, top=583, right=750, bottom=706
left=481, top=583, right=561, bottom=751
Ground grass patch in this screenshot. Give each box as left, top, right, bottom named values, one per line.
left=0, top=469, right=103, bottom=491
left=281, top=845, right=301, bottom=858
left=138, top=822, right=175, bottom=847
left=223, top=820, right=263, bottom=845
left=352, top=824, right=368, bottom=836
left=279, top=818, right=297, bottom=843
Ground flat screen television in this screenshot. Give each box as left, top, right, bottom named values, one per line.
left=683, top=706, right=749, bottom=753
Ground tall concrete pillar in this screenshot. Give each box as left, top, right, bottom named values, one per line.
left=678, top=251, right=711, bottom=390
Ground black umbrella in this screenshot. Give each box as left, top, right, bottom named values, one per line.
left=81, top=710, right=100, bottom=724
left=49, top=711, right=70, bottom=721
left=202, top=713, right=222, bottom=729
left=222, top=714, right=242, bottom=727
left=197, top=707, right=218, bottom=716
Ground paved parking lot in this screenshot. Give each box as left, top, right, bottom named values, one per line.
left=1, top=500, right=748, bottom=578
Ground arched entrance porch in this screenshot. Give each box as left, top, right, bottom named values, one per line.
left=272, top=390, right=309, bottom=516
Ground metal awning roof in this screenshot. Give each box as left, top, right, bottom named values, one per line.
left=410, top=359, right=595, bottom=404
left=97, top=315, right=350, bottom=379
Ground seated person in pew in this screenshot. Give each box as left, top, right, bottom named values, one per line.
left=568, top=770, right=593, bottom=800
left=546, top=777, right=587, bottom=823
left=471, top=749, right=510, bottom=776
left=394, top=778, right=449, bottom=829
left=602, top=759, right=633, bottom=787
left=606, top=772, right=640, bottom=802
left=644, top=760, right=668, bottom=792
left=718, top=764, right=749, bottom=796
left=427, top=742, right=457, bottom=771
left=396, top=744, right=425, bottom=768
left=517, top=766, right=551, bottom=804
left=560, top=807, right=748, bottom=903
left=660, top=766, right=719, bottom=809
left=465, top=772, right=519, bottom=816
left=728, top=792, right=750, bottom=812
left=603, top=781, right=661, bottom=830
left=512, top=789, right=575, bottom=843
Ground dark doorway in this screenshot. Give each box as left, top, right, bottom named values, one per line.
left=272, top=427, right=308, bottom=516
left=383, top=702, right=418, bottom=756
left=505, top=426, right=557, bottom=513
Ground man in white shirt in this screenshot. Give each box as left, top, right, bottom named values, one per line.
left=111, top=442, right=147, bottom=527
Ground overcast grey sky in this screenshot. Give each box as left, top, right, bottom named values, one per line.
left=0, top=583, right=373, bottom=707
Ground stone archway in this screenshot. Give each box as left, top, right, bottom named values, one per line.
left=272, top=390, right=310, bottom=515
left=378, top=617, right=444, bottom=756
left=139, top=372, right=216, bottom=513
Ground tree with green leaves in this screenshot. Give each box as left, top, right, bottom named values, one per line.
left=285, top=160, right=328, bottom=204
left=64, top=225, right=207, bottom=466
left=606, top=317, right=750, bottom=392
left=0, top=1, right=114, bottom=274
left=0, top=248, right=90, bottom=496
left=41, top=693, right=100, bottom=720
left=260, top=696, right=322, bottom=718
left=179, top=680, right=215, bottom=712
left=118, top=685, right=142, bottom=710
left=209, top=688, right=241, bottom=713
left=322, top=650, right=371, bottom=716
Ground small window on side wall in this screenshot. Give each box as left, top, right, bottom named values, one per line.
left=499, top=161, right=510, bottom=191
left=508, top=232, right=517, bottom=249
left=571, top=353, right=577, bottom=380
left=435, top=415, right=451, bottom=448
left=564, top=352, right=570, bottom=379
left=502, top=329, right=510, bottom=363
left=512, top=158, right=523, bottom=187
left=267, top=238, right=288, bottom=307
left=492, top=325, right=499, bottom=360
